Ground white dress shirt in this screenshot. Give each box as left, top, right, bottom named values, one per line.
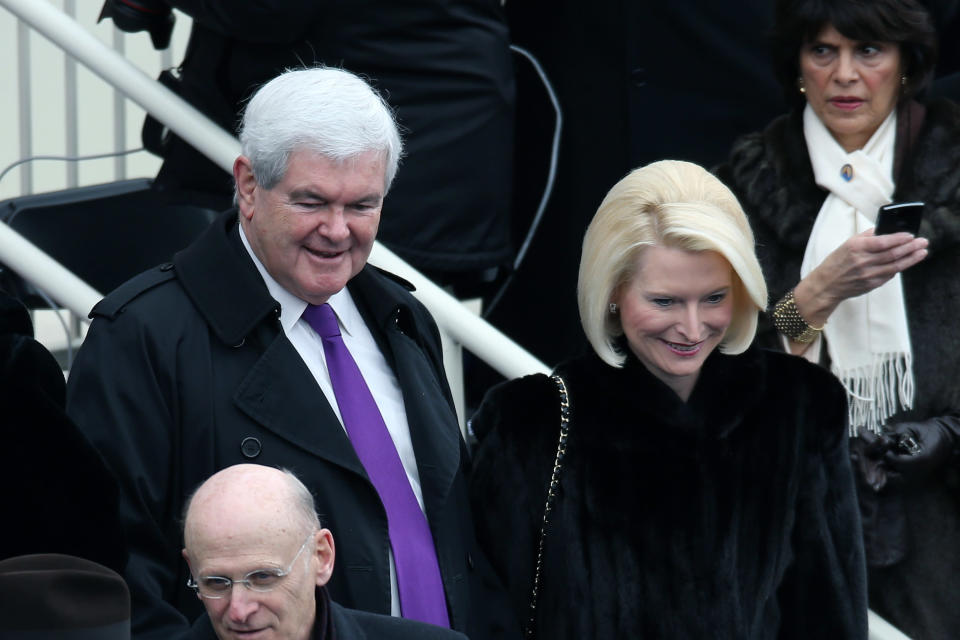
left=240, top=225, right=421, bottom=616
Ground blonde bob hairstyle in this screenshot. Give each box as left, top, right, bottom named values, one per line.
left=578, top=160, right=768, bottom=368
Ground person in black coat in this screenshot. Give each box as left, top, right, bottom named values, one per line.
left=184, top=464, right=467, bottom=640
left=66, top=68, right=515, bottom=640
left=470, top=161, right=867, bottom=638
left=716, top=2, right=960, bottom=637
left=0, top=291, right=125, bottom=571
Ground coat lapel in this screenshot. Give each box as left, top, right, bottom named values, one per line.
left=174, top=211, right=279, bottom=347
left=181, top=213, right=366, bottom=478
left=386, top=327, right=461, bottom=508
left=234, top=332, right=367, bottom=478
left=349, top=268, right=462, bottom=512
left=206, top=235, right=464, bottom=510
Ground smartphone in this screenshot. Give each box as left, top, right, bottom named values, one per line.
left=875, top=201, right=924, bottom=235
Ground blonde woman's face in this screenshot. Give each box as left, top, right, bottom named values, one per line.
left=614, top=247, right=733, bottom=401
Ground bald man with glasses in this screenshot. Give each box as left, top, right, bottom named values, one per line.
left=182, top=464, right=467, bottom=640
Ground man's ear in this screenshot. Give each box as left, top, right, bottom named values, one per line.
left=313, top=529, right=336, bottom=587
left=234, top=155, right=258, bottom=220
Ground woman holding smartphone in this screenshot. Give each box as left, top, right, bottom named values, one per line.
left=716, top=1, right=960, bottom=637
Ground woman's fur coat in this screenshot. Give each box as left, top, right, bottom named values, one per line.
left=469, top=345, right=867, bottom=639
left=716, top=99, right=960, bottom=640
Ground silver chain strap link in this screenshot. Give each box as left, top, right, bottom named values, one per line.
left=524, top=373, right=570, bottom=638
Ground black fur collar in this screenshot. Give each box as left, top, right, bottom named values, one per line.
left=895, top=100, right=960, bottom=252
left=555, top=344, right=768, bottom=456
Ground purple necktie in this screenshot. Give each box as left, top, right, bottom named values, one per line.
left=303, top=303, right=450, bottom=627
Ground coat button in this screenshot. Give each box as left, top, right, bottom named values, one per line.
left=240, top=437, right=262, bottom=458
left=467, top=553, right=474, bottom=570
left=631, top=67, right=647, bottom=88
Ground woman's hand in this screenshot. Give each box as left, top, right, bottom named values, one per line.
left=794, top=229, right=928, bottom=329
left=849, top=429, right=893, bottom=492
left=883, top=417, right=960, bottom=488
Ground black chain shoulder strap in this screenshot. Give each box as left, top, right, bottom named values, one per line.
left=524, top=373, right=570, bottom=638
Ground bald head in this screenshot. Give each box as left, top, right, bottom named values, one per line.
left=182, top=465, right=334, bottom=640
left=184, top=464, right=319, bottom=550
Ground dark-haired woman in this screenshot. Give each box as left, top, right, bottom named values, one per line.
left=717, top=1, right=960, bottom=637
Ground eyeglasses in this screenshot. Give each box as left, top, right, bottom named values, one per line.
left=187, top=533, right=314, bottom=599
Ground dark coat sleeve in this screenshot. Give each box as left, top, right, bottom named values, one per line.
left=66, top=301, right=210, bottom=640
left=1, top=332, right=126, bottom=571
left=776, top=366, right=868, bottom=640
left=468, top=374, right=560, bottom=631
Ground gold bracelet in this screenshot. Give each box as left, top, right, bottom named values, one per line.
left=772, top=289, right=823, bottom=344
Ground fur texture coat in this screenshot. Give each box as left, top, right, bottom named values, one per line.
left=469, top=345, right=867, bottom=639
left=716, top=99, right=960, bottom=640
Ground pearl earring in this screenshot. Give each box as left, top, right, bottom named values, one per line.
left=797, top=77, right=806, bottom=94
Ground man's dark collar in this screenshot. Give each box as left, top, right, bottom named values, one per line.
left=174, top=210, right=278, bottom=346
left=313, top=587, right=335, bottom=640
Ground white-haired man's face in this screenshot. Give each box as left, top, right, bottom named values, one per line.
left=235, top=149, right=385, bottom=305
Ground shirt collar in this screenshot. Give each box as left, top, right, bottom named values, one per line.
left=238, top=223, right=362, bottom=336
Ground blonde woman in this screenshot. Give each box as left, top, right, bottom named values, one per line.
left=469, top=160, right=866, bottom=639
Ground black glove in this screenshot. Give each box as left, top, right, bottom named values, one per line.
left=99, top=0, right=174, bottom=50
left=882, top=417, right=960, bottom=487
left=850, top=429, right=894, bottom=492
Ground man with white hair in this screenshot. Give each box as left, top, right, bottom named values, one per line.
left=67, top=67, right=515, bottom=640
left=183, top=464, right=467, bottom=640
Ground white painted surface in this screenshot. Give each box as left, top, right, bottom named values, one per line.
left=0, top=0, right=193, bottom=201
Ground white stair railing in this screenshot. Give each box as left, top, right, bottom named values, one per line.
left=0, top=219, right=101, bottom=315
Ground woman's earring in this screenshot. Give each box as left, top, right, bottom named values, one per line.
left=609, top=302, right=619, bottom=314
left=797, top=76, right=806, bottom=94
left=901, top=74, right=908, bottom=87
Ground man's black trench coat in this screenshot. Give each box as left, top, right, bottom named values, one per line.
left=66, top=211, right=509, bottom=639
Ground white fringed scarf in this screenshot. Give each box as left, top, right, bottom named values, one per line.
left=801, top=104, right=914, bottom=434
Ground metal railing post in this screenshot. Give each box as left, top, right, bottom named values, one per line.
left=0, top=220, right=102, bottom=318
left=16, top=17, right=32, bottom=195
